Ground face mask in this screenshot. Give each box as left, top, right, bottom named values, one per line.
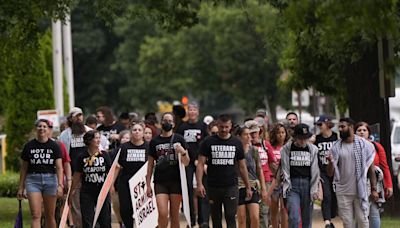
left=162, top=122, right=173, bottom=132
left=340, top=130, right=350, bottom=140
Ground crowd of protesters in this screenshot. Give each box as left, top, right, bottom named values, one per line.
left=16, top=103, right=393, bottom=228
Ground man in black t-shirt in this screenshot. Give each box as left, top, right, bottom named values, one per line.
left=176, top=102, right=208, bottom=227
left=96, top=106, right=126, bottom=149
left=196, top=114, right=252, bottom=228
left=314, top=115, right=338, bottom=228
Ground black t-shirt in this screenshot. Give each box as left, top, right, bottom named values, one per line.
left=21, top=139, right=62, bottom=174
left=314, top=132, right=338, bottom=173
left=149, top=134, right=188, bottom=184
left=118, top=141, right=148, bottom=177
left=289, top=143, right=311, bottom=178
left=69, top=133, right=86, bottom=173
left=76, top=150, right=112, bottom=193
left=199, top=134, right=245, bottom=187
left=176, top=121, right=208, bottom=162
left=97, top=122, right=126, bottom=149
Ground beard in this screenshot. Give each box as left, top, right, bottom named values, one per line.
left=340, top=130, right=350, bottom=140
left=71, top=121, right=85, bottom=135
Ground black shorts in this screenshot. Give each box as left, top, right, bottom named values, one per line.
left=238, top=187, right=260, bottom=205
left=154, top=182, right=182, bottom=195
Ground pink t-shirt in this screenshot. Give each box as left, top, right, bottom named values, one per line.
left=265, top=142, right=282, bottom=178
left=253, top=140, right=276, bottom=183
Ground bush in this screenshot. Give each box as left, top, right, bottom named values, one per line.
left=0, top=172, right=19, bottom=197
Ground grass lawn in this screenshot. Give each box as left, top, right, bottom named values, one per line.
left=381, top=216, right=400, bottom=228
left=0, top=197, right=31, bottom=227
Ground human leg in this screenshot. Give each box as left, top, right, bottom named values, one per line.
left=208, top=186, right=223, bottom=228
left=336, top=195, right=356, bottom=228
left=118, top=179, right=134, bottom=228
left=186, top=163, right=196, bottom=226
left=247, top=203, right=260, bottom=228
left=97, top=194, right=112, bottom=228
left=43, top=195, right=58, bottom=228
left=223, top=186, right=239, bottom=228
left=155, top=193, right=170, bottom=228
left=354, top=197, right=369, bottom=228
left=169, top=194, right=182, bottom=228
left=369, top=201, right=380, bottom=228
left=80, top=191, right=96, bottom=228
left=27, top=192, right=43, bottom=228
left=237, top=205, right=247, bottom=228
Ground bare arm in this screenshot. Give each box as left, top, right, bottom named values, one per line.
left=146, top=157, right=155, bottom=197
left=256, top=160, right=267, bottom=193
left=55, top=158, right=64, bottom=197
left=175, top=144, right=190, bottom=166
left=238, top=159, right=251, bottom=190
left=17, top=161, right=29, bottom=199
left=196, top=155, right=207, bottom=197
left=69, top=172, right=82, bottom=204
left=369, top=164, right=378, bottom=201
left=63, top=162, right=72, bottom=190
left=326, top=153, right=334, bottom=177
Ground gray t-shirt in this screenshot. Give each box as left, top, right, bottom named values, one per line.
left=335, top=142, right=357, bottom=195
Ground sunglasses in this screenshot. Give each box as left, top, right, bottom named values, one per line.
left=316, top=123, right=323, bottom=126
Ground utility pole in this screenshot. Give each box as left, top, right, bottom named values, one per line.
left=52, top=20, right=64, bottom=115
left=63, top=14, right=75, bottom=110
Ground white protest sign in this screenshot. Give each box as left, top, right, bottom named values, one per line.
left=92, top=150, right=120, bottom=228
left=37, top=109, right=60, bottom=131
left=129, top=162, right=158, bottom=228
left=179, top=154, right=191, bottom=226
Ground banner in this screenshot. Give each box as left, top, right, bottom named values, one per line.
left=58, top=187, right=71, bottom=228
left=92, top=149, right=121, bottom=228
left=129, top=162, right=158, bottom=228
left=179, top=153, right=191, bottom=226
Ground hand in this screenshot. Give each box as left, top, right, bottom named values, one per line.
left=197, top=184, right=206, bottom=198
left=326, top=153, right=334, bottom=163
left=371, top=190, right=379, bottom=202
left=110, top=133, right=119, bottom=141
left=17, top=187, right=26, bottom=200
left=57, top=185, right=64, bottom=198
left=204, top=164, right=208, bottom=175
left=245, top=187, right=253, bottom=201
left=110, top=186, right=116, bottom=196
left=312, top=192, right=320, bottom=201
left=174, top=143, right=185, bottom=154
left=385, top=188, right=393, bottom=199
left=261, top=189, right=269, bottom=205
left=146, top=186, right=153, bottom=198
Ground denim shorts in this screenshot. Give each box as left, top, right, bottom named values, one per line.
left=25, top=173, right=58, bottom=196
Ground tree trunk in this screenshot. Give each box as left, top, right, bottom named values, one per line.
left=345, top=45, right=399, bottom=215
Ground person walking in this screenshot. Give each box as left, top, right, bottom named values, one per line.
left=114, top=123, right=148, bottom=228
left=70, top=130, right=112, bottom=228
left=17, top=119, right=64, bottom=228
left=314, top=116, right=338, bottom=228
left=235, top=125, right=268, bottom=228
left=146, top=112, right=190, bottom=228
left=327, top=118, right=378, bottom=228
left=176, top=102, right=209, bottom=227
left=196, top=114, right=252, bottom=228
left=280, top=123, right=321, bottom=228
left=354, top=121, right=393, bottom=228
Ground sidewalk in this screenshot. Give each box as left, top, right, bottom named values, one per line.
left=111, top=204, right=344, bottom=227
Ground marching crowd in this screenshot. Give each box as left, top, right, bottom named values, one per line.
left=16, top=103, right=393, bottom=228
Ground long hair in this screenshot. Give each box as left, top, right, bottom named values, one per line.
left=269, top=123, right=290, bottom=147
left=96, top=106, right=114, bottom=126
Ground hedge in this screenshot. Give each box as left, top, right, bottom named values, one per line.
left=0, top=172, right=19, bottom=197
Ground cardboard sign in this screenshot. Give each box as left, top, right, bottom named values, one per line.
left=129, top=162, right=158, bottom=228
left=179, top=153, right=191, bottom=226
left=37, top=109, right=60, bottom=131
left=58, top=187, right=71, bottom=228
left=92, top=149, right=120, bottom=228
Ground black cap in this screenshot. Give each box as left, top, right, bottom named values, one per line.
left=293, top=123, right=312, bottom=139
left=314, top=115, right=332, bottom=124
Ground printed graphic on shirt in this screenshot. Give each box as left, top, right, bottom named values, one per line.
left=258, top=146, right=268, bottom=166
left=290, top=151, right=311, bottom=166
left=29, top=148, right=56, bottom=165
left=183, top=129, right=202, bottom=143
left=127, top=149, right=146, bottom=162
left=317, top=141, right=334, bottom=165
left=210, top=145, right=236, bottom=165
left=71, top=135, right=85, bottom=148
left=155, top=143, right=178, bottom=165
left=100, top=129, right=118, bottom=141
left=83, top=156, right=107, bottom=183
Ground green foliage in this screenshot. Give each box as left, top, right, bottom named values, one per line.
left=0, top=172, right=19, bottom=197
left=272, top=0, right=400, bottom=112
left=4, top=32, right=54, bottom=171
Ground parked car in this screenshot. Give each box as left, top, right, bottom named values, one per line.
left=390, top=122, right=400, bottom=189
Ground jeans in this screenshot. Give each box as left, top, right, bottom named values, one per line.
left=337, top=195, right=369, bottom=228
left=80, top=190, right=111, bottom=228
left=369, top=201, right=380, bottom=228
left=321, top=173, right=337, bottom=220
left=286, top=177, right=313, bottom=228
left=208, top=185, right=239, bottom=228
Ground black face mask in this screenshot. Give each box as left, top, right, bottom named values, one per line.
left=340, top=130, right=350, bottom=140
left=162, top=122, right=173, bottom=132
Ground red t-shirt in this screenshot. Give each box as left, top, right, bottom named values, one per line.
left=253, top=140, right=276, bottom=182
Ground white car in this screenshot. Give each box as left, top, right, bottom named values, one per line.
left=391, top=122, right=400, bottom=188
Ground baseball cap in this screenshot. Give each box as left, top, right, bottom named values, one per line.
left=69, top=107, right=83, bottom=117
left=203, top=115, right=214, bottom=125
left=314, top=115, right=332, bottom=125
left=293, top=123, right=312, bottom=139
left=256, top=109, right=267, bottom=118
left=244, top=120, right=260, bottom=133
